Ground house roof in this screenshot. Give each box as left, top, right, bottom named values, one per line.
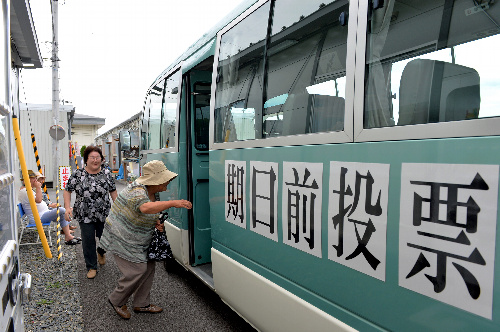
left=72, top=113, right=106, bottom=126
left=20, top=103, right=75, bottom=112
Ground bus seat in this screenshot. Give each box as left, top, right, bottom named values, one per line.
left=281, top=93, right=310, bottom=136
left=312, top=95, right=345, bottom=132
left=445, top=85, right=480, bottom=121
left=398, top=59, right=480, bottom=126
left=264, top=119, right=283, bottom=137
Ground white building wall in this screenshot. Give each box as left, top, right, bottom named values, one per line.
left=18, top=109, right=70, bottom=186
left=71, top=124, right=97, bottom=148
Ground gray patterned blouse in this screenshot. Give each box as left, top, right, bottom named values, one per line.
left=99, top=181, right=159, bottom=263
left=65, top=168, right=116, bottom=223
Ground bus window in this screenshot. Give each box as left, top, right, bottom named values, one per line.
left=364, top=0, right=500, bottom=129
left=214, top=2, right=271, bottom=143
left=194, top=83, right=211, bottom=150
left=161, top=72, right=179, bottom=149
left=264, top=0, right=347, bottom=137
left=148, top=79, right=165, bottom=150
left=214, top=0, right=349, bottom=142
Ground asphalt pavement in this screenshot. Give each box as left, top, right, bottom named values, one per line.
left=57, top=178, right=256, bottom=332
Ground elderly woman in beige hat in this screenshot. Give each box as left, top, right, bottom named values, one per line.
left=99, top=160, right=192, bottom=319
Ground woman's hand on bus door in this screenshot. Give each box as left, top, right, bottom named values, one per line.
left=139, top=199, right=193, bottom=214
left=172, top=200, right=192, bottom=210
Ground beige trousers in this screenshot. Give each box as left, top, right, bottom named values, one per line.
left=108, top=254, right=156, bottom=307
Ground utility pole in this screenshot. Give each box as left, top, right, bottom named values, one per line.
left=51, top=0, right=59, bottom=188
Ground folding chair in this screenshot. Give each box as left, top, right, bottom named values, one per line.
left=18, top=203, right=53, bottom=246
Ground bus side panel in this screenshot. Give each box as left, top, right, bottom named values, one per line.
left=209, top=137, right=500, bottom=331
left=212, top=248, right=358, bottom=332
left=165, top=220, right=189, bottom=266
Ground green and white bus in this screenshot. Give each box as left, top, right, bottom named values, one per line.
left=139, top=0, right=500, bottom=330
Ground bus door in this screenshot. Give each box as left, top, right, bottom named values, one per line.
left=185, top=70, right=212, bottom=266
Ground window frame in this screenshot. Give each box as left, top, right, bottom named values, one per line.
left=141, top=63, right=182, bottom=154
left=193, top=82, right=212, bottom=151
left=209, top=0, right=359, bottom=150
left=147, top=78, right=166, bottom=151
left=140, top=94, right=150, bottom=151
left=352, top=0, right=500, bottom=142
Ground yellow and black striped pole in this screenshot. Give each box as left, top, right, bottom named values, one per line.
left=55, top=182, right=63, bottom=261
left=31, top=133, right=50, bottom=201
left=71, top=144, right=79, bottom=170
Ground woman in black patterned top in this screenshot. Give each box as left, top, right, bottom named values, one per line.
left=64, top=146, right=118, bottom=279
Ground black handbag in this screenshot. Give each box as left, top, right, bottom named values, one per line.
left=147, top=228, right=173, bottom=261
left=147, top=212, right=173, bottom=261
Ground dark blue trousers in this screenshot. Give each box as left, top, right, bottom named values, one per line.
left=79, top=222, right=105, bottom=271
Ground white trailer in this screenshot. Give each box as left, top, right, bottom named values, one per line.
left=17, top=103, right=74, bottom=188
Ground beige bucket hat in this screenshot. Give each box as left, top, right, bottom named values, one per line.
left=35, top=171, right=45, bottom=179
left=136, top=160, right=178, bottom=185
